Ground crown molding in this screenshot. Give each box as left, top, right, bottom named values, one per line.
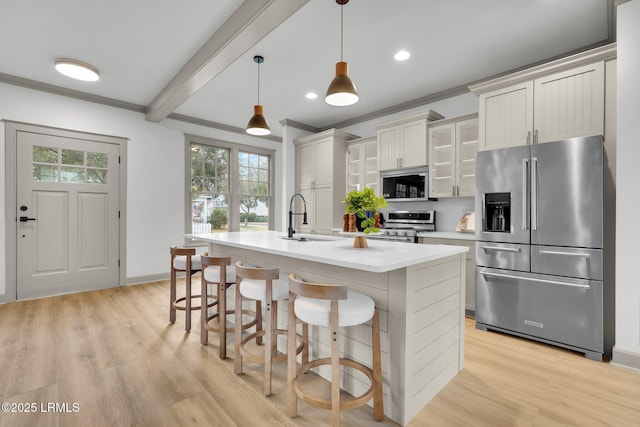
left=278, top=118, right=321, bottom=133
left=0, top=72, right=145, bottom=113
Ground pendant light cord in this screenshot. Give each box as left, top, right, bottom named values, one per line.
left=340, top=2, right=344, bottom=62
left=257, top=60, right=260, bottom=105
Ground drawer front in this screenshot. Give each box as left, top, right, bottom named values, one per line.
left=475, top=267, right=603, bottom=352
left=475, top=242, right=530, bottom=272
left=531, top=246, right=603, bottom=280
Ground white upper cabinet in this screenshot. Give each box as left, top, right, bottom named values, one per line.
left=294, top=129, right=359, bottom=235
left=375, top=109, right=443, bottom=170
left=429, top=114, right=479, bottom=198
left=471, top=45, right=615, bottom=151
left=346, top=136, right=379, bottom=195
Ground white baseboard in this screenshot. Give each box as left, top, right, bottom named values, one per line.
left=611, top=346, right=640, bottom=371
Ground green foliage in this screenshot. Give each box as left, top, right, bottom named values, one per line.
left=208, top=207, right=228, bottom=229
left=341, top=187, right=388, bottom=234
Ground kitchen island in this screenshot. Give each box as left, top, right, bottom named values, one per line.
left=189, top=231, right=467, bottom=426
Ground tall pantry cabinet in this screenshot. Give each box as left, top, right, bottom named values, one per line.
left=294, top=129, right=359, bottom=235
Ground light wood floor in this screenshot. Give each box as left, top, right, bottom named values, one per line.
left=1, top=279, right=638, bottom=427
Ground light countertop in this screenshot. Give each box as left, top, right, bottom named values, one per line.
left=187, top=230, right=467, bottom=273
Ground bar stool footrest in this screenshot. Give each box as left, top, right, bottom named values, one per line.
left=204, top=309, right=258, bottom=333
left=293, top=357, right=377, bottom=411
left=172, top=294, right=216, bottom=311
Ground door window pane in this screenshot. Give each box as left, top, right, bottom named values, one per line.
left=33, top=165, right=58, bottom=182
left=33, top=146, right=58, bottom=163
left=61, top=149, right=84, bottom=166
left=61, top=167, right=85, bottom=183
left=87, top=152, right=108, bottom=168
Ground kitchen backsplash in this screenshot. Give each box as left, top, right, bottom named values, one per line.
left=381, top=197, right=475, bottom=232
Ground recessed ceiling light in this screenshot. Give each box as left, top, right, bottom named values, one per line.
left=305, top=92, right=318, bottom=100
left=54, top=58, right=100, bottom=82
left=394, top=50, right=411, bottom=61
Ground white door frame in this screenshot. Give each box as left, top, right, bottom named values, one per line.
left=3, top=121, right=127, bottom=303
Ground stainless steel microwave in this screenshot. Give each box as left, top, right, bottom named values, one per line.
left=380, top=167, right=432, bottom=201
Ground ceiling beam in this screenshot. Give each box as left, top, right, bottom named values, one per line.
left=145, top=0, right=309, bottom=122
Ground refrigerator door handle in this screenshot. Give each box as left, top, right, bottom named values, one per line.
left=531, top=157, right=538, bottom=231
left=538, top=249, right=591, bottom=258
left=480, top=245, right=521, bottom=253
left=480, top=270, right=590, bottom=289
left=522, top=158, right=529, bottom=230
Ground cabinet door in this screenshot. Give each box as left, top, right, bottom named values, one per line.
left=314, top=185, right=333, bottom=235
left=456, top=118, right=479, bottom=197
left=346, top=143, right=362, bottom=193
left=479, top=81, right=534, bottom=150
left=296, top=142, right=315, bottom=188
left=377, top=127, right=401, bottom=170
left=314, top=138, right=334, bottom=186
left=363, top=139, right=379, bottom=195
left=401, top=119, right=427, bottom=168
left=429, top=124, right=455, bottom=198
left=534, top=62, right=604, bottom=144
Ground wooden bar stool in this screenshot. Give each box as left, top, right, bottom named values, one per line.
left=169, top=246, right=211, bottom=332
left=200, top=256, right=258, bottom=359
left=234, top=262, right=304, bottom=396
left=287, top=273, right=383, bottom=427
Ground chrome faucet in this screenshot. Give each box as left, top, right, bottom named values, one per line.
left=288, top=193, right=308, bottom=238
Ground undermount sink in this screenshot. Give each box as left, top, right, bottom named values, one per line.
left=281, top=235, right=338, bottom=242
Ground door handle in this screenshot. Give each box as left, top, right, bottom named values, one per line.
left=480, top=245, right=521, bottom=253
left=19, top=216, right=37, bottom=222
left=522, top=158, right=529, bottom=230
left=538, top=250, right=590, bottom=258
left=480, top=270, right=590, bottom=289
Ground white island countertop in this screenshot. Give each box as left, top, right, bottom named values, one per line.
left=188, top=230, right=467, bottom=273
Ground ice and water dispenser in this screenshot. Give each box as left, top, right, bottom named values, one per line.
left=484, top=193, right=511, bottom=232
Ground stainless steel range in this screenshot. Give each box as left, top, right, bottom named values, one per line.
left=370, top=211, right=436, bottom=243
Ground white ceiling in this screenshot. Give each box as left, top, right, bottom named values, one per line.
left=0, top=0, right=611, bottom=138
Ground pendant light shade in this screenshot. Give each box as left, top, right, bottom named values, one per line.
left=325, top=61, right=358, bottom=106
left=246, top=105, right=271, bottom=135
left=325, top=0, right=358, bottom=107
left=246, top=55, right=271, bottom=136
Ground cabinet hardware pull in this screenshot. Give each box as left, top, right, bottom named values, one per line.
left=538, top=250, right=590, bottom=258
left=480, top=245, right=521, bottom=253
left=527, top=131, right=531, bottom=145
left=534, top=129, right=539, bottom=144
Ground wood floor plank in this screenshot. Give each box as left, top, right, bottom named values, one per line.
left=0, top=281, right=638, bottom=427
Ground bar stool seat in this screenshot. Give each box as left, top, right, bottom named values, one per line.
left=287, top=273, right=383, bottom=427
left=200, top=257, right=258, bottom=359
left=294, top=291, right=374, bottom=328
left=240, top=276, right=289, bottom=301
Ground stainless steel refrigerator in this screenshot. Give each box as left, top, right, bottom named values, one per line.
left=474, top=135, right=604, bottom=361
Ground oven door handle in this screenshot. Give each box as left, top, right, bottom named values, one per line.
left=480, top=270, right=590, bottom=289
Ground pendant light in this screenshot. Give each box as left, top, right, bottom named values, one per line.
left=246, top=55, right=271, bottom=136
left=325, top=0, right=358, bottom=107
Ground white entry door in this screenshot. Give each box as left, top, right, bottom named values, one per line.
left=16, top=130, right=120, bottom=299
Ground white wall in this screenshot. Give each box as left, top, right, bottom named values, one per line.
left=0, top=82, right=282, bottom=296
left=613, top=0, right=640, bottom=369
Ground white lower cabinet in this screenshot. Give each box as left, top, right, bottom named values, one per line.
left=419, top=237, right=476, bottom=314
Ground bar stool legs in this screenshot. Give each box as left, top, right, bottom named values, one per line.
left=170, top=246, right=209, bottom=332
left=234, top=262, right=304, bottom=397
left=200, top=256, right=258, bottom=359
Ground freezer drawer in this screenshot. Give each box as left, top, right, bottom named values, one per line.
left=475, top=241, right=530, bottom=272
left=531, top=246, right=603, bottom=281
left=475, top=268, right=603, bottom=353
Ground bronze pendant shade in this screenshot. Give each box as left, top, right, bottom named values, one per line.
left=246, top=55, right=271, bottom=135
left=325, top=0, right=358, bottom=106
